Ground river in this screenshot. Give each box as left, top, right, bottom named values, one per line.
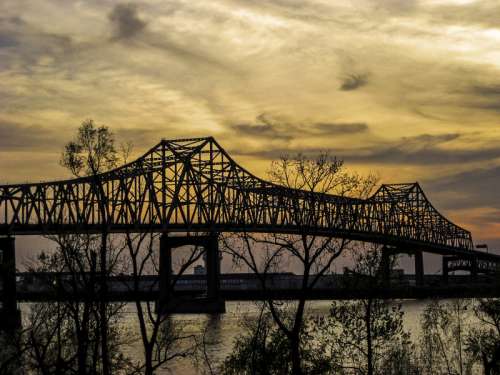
left=114, top=299, right=431, bottom=374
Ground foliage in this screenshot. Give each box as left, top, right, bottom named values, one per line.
left=318, top=246, right=413, bottom=375
left=220, top=306, right=331, bottom=375
left=419, top=299, right=476, bottom=375
left=322, top=299, right=413, bottom=375
left=21, top=246, right=134, bottom=375
left=0, top=332, right=24, bottom=375
left=60, top=119, right=117, bottom=177
left=466, top=299, right=500, bottom=374
left=59, top=119, right=122, bottom=375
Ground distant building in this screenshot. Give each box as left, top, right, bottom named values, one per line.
left=194, top=265, right=206, bottom=275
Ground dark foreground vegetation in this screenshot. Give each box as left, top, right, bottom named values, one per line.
left=1, top=120, right=499, bottom=375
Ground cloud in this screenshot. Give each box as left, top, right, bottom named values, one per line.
left=472, top=84, right=500, bottom=98
left=0, top=32, right=18, bottom=48
left=115, top=126, right=185, bottom=148
left=108, top=3, right=147, bottom=40
left=337, top=133, right=500, bottom=165
left=230, top=114, right=369, bottom=141
left=423, top=2, right=500, bottom=29
left=235, top=132, right=500, bottom=166
left=340, top=74, right=368, bottom=91
left=314, top=122, right=368, bottom=134
left=0, top=121, right=68, bottom=151
left=427, top=166, right=500, bottom=211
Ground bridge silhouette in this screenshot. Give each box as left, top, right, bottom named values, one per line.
left=0, top=137, right=499, bottom=321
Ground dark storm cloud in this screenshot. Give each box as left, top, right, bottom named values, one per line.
left=427, top=166, right=500, bottom=211
left=230, top=114, right=368, bottom=141
left=108, top=3, right=147, bottom=40
left=340, top=74, right=368, bottom=91
left=106, top=3, right=232, bottom=71
left=0, top=121, right=67, bottom=151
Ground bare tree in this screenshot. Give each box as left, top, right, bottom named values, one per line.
left=123, top=231, right=201, bottom=374
left=223, top=152, right=378, bottom=375
left=21, top=235, right=132, bottom=375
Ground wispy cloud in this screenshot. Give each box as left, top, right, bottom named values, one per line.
left=229, top=114, right=369, bottom=142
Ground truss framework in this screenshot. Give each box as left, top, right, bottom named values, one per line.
left=446, top=257, right=499, bottom=274
left=0, top=137, right=473, bottom=252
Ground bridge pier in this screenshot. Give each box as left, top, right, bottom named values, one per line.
left=415, top=250, right=424, bottom=287
left=379, top=246, right=424, bottom=286
left=158, top=233, right=225, bottom=314
left=0, top=236, right=21, bottom=332
left=380, top=246, right=391, bottom=285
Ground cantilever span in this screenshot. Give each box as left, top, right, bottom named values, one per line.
left=0, top=137, right=474, bottom=254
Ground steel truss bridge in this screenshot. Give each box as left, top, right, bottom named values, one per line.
left=0, top=137, right=480, bottom=251
left=0, top=137, right=499, bottom=318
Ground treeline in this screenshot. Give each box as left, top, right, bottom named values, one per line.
left=221, top=294, right=500, bottom=375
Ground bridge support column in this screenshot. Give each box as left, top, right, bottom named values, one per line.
left=158, top=234, right=225, bottom=315
left=0, top=236, right=21, bottom=332
left=442, top=257, right=449, bottom=284
left=206, top=234, right=221, bottom=300
left=380, top=246, right=391, bottom=285
left=415, top=250, right=424, bottom=286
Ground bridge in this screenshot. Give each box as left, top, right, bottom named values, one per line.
left=11, top=273, right=500, bottom=304
left=0, top=137, right=498, bottom=323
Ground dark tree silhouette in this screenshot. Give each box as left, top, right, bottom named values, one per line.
left=61, top=119, right=119, bottom=375
left=123, top=231, right=199, bottom=374
left=419, top=299, right=474, bottom=375
left=319, top=245, right=415, bottom=375
left=466, top=299, right=500, bottom=374
left=223, top=152, right=378, bottom=375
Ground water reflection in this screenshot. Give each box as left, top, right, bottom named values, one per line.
left=8, top=300, right=480, bottom=374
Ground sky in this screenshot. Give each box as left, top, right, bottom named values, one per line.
left=1, top=0, right=500, bottom=258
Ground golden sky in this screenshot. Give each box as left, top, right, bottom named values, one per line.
left=1, top=0, right=500, bottom=247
